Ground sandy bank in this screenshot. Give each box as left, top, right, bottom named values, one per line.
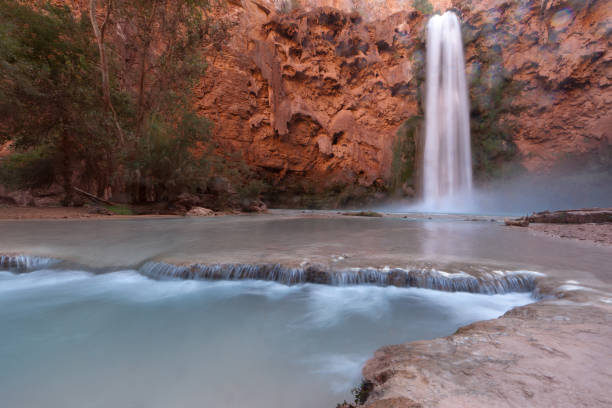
left=0, top=206, right=176, bottom=220
left=529, top=223, right=612, bottom=246
left=0, top=205, right=241, bottom=220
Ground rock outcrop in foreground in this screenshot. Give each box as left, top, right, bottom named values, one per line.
left=361, top=289, right=612, bottom=407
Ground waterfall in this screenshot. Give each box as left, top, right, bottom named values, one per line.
left=422, top=11, right=473, bottom=209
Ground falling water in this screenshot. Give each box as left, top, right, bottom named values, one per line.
left=423, top=11, right=473, bottom=209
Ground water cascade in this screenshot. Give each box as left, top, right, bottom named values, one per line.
left=0, top=255, right=541, bottom=295
left=422, top=11, right=473, bottom=209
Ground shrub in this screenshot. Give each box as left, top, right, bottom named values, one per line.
left=0, top=146, right=55, bottom=189
left=412, top=0, right=434, bottom=14
left=106, top=205, right=134, bottom=215
left=351, top=379, right=374, bottom=405
left=391, top=116, right=421, bottom=191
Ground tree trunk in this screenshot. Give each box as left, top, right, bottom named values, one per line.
left=134, top=0, right=159, bottom=139
left=89, top=0, right=125, bottom=145
left=60, top=135, right=74, bottom=207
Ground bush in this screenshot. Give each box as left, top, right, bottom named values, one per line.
left=106, top=205, right=134, bottom=215
left=352, top=379, right=374, bottom=405
left=468, top=42, right=522, bottom=180
left=391, top=116, right=421, bottom=191
left=130, top=111, right=213, bottom=202
left=412, top=0, right=434, bottom=14
left=0, top=147, right=55, bottom=189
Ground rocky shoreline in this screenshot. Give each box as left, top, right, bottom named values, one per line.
left=359, top=291, right=612, bottom=408
left=347, top=234, right=612, bottom=407
left=504, top=208, right=612, bottom=246
left=529, top=223, right=612, bottom=246
left=0, top=205, right=240, bottom=220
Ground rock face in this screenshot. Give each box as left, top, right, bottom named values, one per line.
left=13, top=0, right=609, bottom=199
left=197, top=1, right=427, bottom=191
left=197, top=0, right=611, bottom=193
left=457, top=0, right=612, bottom=172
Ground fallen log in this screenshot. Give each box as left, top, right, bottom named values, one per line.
left=73, top=187, right=115, bottom=206
left=504, top=217, right=529, bottom=227
left=527, top=208, right=612, bottom=224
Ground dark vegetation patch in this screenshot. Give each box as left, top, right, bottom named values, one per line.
left=391, top=116, right=420, bottom=193
left=341, top=211, right=383, bottom=217
left=467, top=33, right=525, bottom=180
left=336, top=378, right=375, bottom=407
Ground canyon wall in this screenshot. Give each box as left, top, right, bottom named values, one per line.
left=458, top=0, right=612, bottom=172
left=198, top=0, right=611, bottom=194
left=197, top=0, right=426, bottom=195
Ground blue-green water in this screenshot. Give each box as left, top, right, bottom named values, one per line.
left=0, top=267, right=532, bottom=408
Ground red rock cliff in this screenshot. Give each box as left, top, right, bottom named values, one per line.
left=198, top=0, right=610, bottom=192
left=197, top=1, right=428, bottom=192
left=457, top=0, right=611, bottom=172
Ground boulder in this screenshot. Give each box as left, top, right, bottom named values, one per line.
left=186, top=206, right=215, bottom=217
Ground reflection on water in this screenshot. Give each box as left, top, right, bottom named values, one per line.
left=0, top=269, right=533, bottom=408
left=1, top=215, right=611, bottom=285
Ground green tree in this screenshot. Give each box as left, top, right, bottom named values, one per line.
left=0, top=1, right=113, bottom=204
left=92, top=0, right=230, bottom=202
left=0, top=0, right=241, bottom=206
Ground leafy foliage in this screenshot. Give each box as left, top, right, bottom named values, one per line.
left=412, top=0, right=434, bottom=15
left=0, top=147, right=55, bottom=189
left=391, top=116, right=421, bottom=191
left=351, top=379, right=374, bottom=405
left=0, top=1, right=110, bottom=202
left=0, top=0, right=224, bottom=205
left=106, top=204, right=134, bottom=215
left=468, top=44, right=523, bottom=179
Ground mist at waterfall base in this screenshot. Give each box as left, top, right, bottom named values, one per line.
left=383, top=169, right=612, bottom=215
left=0, top=268, right=533, bottom=408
